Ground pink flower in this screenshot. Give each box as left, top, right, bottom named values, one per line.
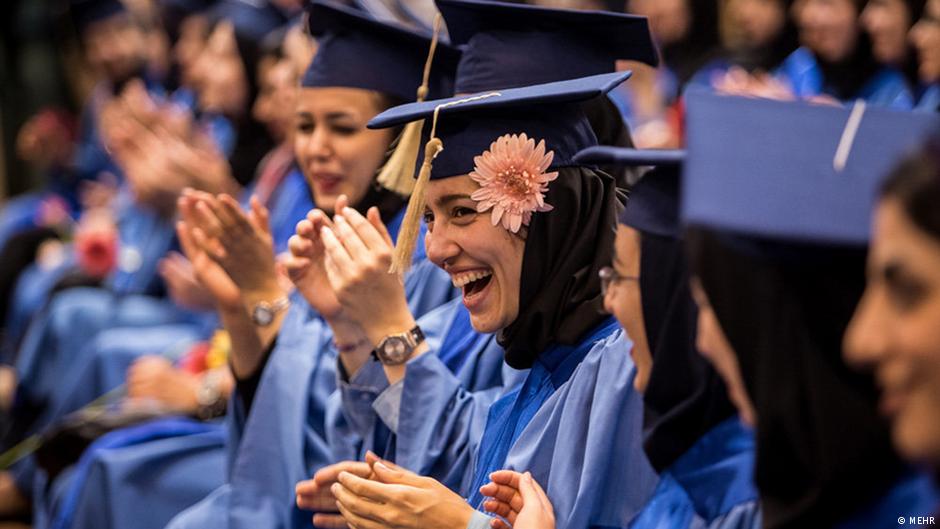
left=469, top=133, right=558, bottom=233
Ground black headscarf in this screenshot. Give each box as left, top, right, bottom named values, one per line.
left=638, top=231, right=736, bottom=472
left=689, top=228, right=909, bottom=529
left=498, top=166, right=623, bottom=369
left=659, top=0, right=723, bottom=87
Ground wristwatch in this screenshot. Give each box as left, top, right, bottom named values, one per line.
left=373, top=326, right=425, bottom=365
left=251, top=296, right=290, bottom=326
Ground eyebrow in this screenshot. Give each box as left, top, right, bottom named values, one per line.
left=434, top=193, right=472, bottom=208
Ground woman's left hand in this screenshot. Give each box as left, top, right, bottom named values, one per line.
left=332, top=457, right=475, bottom=529
left=480, top=470, right=556, bottom=529
left=319, top=195, right=415, bottom=346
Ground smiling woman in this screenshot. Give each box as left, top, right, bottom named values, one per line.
left=320, top=72, right=660, bottom=529
left=845, top=134, right=940, bottom=466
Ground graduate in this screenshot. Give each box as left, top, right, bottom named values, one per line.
left=683, top=92, right=940, bottom=528
left=844, top=133, right=940, bottom=499
left=297, top=0, right=661, bottom=505
left=479, top=148, right=760, bottom=529
left=320, top=72, right=658, bottom=529
left=162, top=2, right=459, bottom=528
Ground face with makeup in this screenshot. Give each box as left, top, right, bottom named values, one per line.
left=690, top=278, right=757, bottom=426
left=844, top=197, right=940, bottom=464
left=293, top=87, right=395, bottom=214
left=794, top=0, right=861, bottom=62
left=604, top=224, right=653, bottom=393
left=423, top=175, right=526, bottom=334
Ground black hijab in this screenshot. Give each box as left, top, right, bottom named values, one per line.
left=639, top=231, right=736, bottom=472
left=498, top=166, right=623, bottom=369
left=690, top=228, right=909, bottom=529
left=622, top=167, right=736, bottom=472
left=581, top=96, right=642, bottom=189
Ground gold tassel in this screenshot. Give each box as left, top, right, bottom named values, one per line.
left=389, top=137, right=443, bottom=273
left=375, top=14, right=443, bottom=196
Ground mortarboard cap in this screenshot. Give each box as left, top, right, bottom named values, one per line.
left=682, top=92, right=940, bottom=245
left=369, top=71, right=632, bottom=272
left=575, top=146, right=685, bottom=237
left=436, top=0, right=657, bottom=94
left=303, top=0, right=461, bottom=102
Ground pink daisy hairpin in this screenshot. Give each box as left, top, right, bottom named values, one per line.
left=469, top=133, right=559, bottom=233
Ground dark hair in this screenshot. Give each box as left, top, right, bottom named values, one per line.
left=880, top=134, right=940, bottom=239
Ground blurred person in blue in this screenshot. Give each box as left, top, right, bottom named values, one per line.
left=315, top=71, right=658, bottom=529
left=861, top=0, right=925, bottom=96
left=684, top=93, right=939, bottom=528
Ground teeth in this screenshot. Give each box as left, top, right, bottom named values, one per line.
left=451, top=270, right=493, bottom=288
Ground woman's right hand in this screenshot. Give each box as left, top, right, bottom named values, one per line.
left=480, top=471, right=556, bottom=529
left=177, top=194, right=242, bottom=311
left=285, top=209, right=344, bottom=320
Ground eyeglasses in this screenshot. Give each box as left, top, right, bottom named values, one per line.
left=599, top=266, right=639, bottom=296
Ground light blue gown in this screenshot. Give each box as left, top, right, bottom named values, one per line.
left=330, top=297, right=517, bottom=491
left=627, top=417, right=760, bottom=529
left=373, top=318, right=658, bottom=529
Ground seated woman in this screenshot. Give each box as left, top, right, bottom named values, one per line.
left=313, top=72, right=658, bottom=529
left=909, top=0, right=940, bottom=110
left=480, top=148, right=760, bottom=529
left=844, top=134, right=940, bottom=505
left=684, top=93, right=938, bottom=527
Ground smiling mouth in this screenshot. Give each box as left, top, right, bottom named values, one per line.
left=452, top=269, right=493, bottom=302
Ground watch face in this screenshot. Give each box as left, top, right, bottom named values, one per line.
left=253, top=306, right=273, bottom=326
left=380, top=336, right=409, bottom=364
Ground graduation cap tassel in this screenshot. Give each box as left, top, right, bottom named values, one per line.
left=375, top=14, right=443, bottom=196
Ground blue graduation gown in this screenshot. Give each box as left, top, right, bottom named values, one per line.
left=331, top=298, right=514, bottom=490
left=33, top=417, right=226, bottom=529
left=915, top=84, right=940, bottom=113
left=375, top=320, right=658, bottom=528
left=628, top=417, right=760, bottom=529
left=777, top=47, right=914, bottom=109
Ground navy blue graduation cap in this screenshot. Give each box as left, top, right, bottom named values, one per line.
left=70, top=0, right=127, bottom=33
left=682, top=92, right=940, bottom=245
left=370, top=71, right=631, bottom=179
left=436, top=0, right=657, bottom=94
left=303, top=0, right=461, bottom=102
left=575, top=146, right=685, bottom=237
left=369, top=71, right=631, bottom=271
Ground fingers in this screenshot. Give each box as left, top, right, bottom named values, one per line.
left=312, top=461, right=372, bottom=488
left=336, top=471, right=389, bottom=504
left=519, top=472, right=554, bottom=517
left=176, top=221, right=199, bottom=261
left=489, top=470, right=523, bottom=488
left=335, top=499, right=384, bottom=529
left=482, top=498, right=517, bottom=524
left=332, top=481, right=386, bottom=525
left=296, top=479, right=342, bottom=512
left=370, top=461, right=427, bottom=488
left=366, top=207, right=393, bottom=246
left=332, top=215, right=371, bottom=261
left=310, top=513, right=349, bottom=529
left=339, top=206, right=388, bottom=251
left=479, top=482, right=522, bottom=508
left=490, top=517, right=512, bottom=529
left=320, top=226, right=353, bottom=272
left=249, top=195, right=272, bottom=234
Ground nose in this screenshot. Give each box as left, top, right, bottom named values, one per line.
left=299, top=124, right=331, bottom=163
left=425, top=223, right=460, bottom=269
left=843, top=289, right=891, bottom=370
